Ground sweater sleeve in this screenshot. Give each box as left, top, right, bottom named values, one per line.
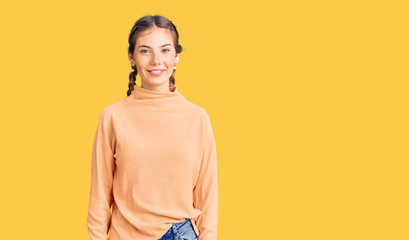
left=193, top=110, right=219, bottom=240
left=87, top=109, right=116, bottom=240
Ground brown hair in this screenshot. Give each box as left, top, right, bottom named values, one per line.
left=127, top=15, right=184, bottom=96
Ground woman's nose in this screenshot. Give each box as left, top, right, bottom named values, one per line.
left=150, top=52, right=161, bottom=65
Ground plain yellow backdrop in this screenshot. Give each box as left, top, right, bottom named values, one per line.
left=0, top=0, right=408, bottom=239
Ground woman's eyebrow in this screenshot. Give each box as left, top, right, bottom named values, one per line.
left=138, top=44, right=172, bottom=48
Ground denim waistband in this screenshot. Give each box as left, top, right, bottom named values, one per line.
left=162, top=218, right=192, bottom=236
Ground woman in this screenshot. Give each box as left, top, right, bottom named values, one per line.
left=87, top=15, right=219, bottom=240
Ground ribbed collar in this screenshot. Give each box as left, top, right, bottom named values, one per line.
left=129, top=84, right=182, bottom=100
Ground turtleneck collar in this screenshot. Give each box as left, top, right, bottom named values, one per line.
left=129, top=84, right=182, bottom=100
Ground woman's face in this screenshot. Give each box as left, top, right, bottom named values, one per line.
left=129, top=26, right=180, bottom=91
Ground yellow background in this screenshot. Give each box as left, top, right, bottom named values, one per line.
left=0, top=0, right=408, bottom=239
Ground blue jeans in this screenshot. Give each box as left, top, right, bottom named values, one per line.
left=158, top=218, right=198, bottom=240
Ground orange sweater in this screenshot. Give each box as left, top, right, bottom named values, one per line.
left=87, top=85, right=218, bottom=240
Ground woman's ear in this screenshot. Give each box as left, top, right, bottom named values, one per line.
left=175, top=54, right=180, bottom=63
left=128, top=52, right=134, bottom=64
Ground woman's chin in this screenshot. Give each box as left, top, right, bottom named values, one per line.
left=141, top=77, right=171, bottom=87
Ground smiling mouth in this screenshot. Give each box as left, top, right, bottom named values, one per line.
left=147, top=69, right=165, bottom=76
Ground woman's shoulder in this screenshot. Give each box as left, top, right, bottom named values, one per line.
left=183, top=100, right=211, bottom=118
left=98, top=98, right=127, bottom=118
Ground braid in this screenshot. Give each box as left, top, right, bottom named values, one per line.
left=169, top=67, right=176, bottom=88
left=127, top=66, right=137, bottom=96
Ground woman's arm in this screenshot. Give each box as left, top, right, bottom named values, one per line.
left=193, top=110, right=219, bottom=240
left=87, top=108, right=116, bottom=240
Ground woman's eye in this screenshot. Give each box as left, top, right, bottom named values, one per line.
left=140, top=49, right=169, bottom=53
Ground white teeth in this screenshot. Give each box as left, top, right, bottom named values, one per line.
left=151, top=70, right=162, bottom=74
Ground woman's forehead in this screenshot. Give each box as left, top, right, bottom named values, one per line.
left=136, top=27, right=174, bottom=46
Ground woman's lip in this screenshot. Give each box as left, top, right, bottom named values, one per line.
left=147, top=69, right=165, bottom=76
